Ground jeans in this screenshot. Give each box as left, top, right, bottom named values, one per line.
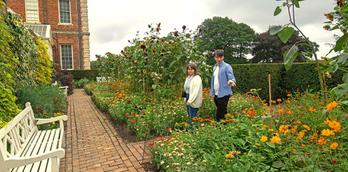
left=186, top=94, right=198, bottom=124
left=214, top=95, right=230, bottom=122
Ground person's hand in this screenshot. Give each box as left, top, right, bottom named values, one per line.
left=187, top=100, right=193, bottom=105
left=228, top=80, right=236, bottom=87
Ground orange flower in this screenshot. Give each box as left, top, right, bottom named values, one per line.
left=297, top=131, right=305, bottom=139
left=330, top=142, right=339, bottom=150
left=308, top=107, right=316, bottom=112
left=325, top=119, right=341, bottom=132
left=271, top=135, right=281, bottom=144
left=276, top=98, right=282, bottom=103
left=317, top=137, right=328, bottom=145
left=268, top=128, right=274, bottom=133
left=260, top=136, right=268, bottom=142
left=277, top=108, right=285, bottom=115
left=326, top=101, right=338, bottom=110
left=279, top=125, right=289, bottom=134
left=130, top=119, right=136, bottom=124
left=321, top=129, right=335, bottom=137
left=225, top=153, right=234, bottom=159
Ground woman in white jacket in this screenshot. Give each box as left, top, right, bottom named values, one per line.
left=183, top=63, right=203, bottom=124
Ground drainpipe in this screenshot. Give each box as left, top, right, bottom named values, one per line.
left=77, top=0, right=83, bottom=70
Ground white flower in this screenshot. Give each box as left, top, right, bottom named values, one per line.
left=160, top=160, right=165, bottom=165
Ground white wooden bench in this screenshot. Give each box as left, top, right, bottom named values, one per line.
left=0, top=102, right=68, bottom=172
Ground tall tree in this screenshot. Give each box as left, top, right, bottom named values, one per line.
left=251, top=27, right=318, bottom=63
left=195, top=17, right=256, bottom=64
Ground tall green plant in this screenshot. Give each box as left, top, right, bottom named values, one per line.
left=0, top=2, right=19, bottom=128
left=34, top=38, right=52, bottom=85
left=271, top=0, right=327, bottom=102
left=5, top=12, right=38, bottom=88
left=122, top=24, right=210, bottom=94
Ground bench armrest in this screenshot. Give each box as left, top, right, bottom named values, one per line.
left=5, top=149, right=65, bottom=169
left=35, top=115, right=68, bottom=125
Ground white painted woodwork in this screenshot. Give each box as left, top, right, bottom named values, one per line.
left=0, top=102, right=67, bottom=172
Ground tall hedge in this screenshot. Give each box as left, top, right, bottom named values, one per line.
left=63, top=70, right=98, bottom=81
left=0, top=2, right=19, bottom=128
left=232, top=63, right=342, bottom=100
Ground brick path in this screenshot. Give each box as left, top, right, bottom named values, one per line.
left=60, top=89, right=152, bottom=172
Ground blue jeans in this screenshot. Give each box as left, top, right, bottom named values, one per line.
left=186, top=94, right=199, bottom=124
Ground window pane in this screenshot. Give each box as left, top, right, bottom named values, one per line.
left=25, top=0, right=39, bottom=22
left=59, top=0, right=71, bottom=23
left=61, top=45, right=73, bottom=70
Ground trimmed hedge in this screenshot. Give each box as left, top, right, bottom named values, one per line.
left=62, top=70, right=98, bottom=81
left=232, top=62, right=342, bottom=99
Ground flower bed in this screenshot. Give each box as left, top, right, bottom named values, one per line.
left=151, top=93, right=348, bottom=171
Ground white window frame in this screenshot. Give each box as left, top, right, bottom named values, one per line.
left=58, top=0, right=72, bottom=25
left=60, top=44, right=74, bottom=70
left=24, top=0, right=40, bottom=23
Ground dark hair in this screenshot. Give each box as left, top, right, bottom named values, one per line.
left=186, top=63, right=198, bottom=76
left=214, top=49, right=224, bottom=57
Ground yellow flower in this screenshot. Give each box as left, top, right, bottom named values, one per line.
left=297, top=131, right=305, bottom=139
left=271, top=135, right=281, bottom=144
left=302, top=124, right=311, bottom=131
left=268, top=128, right=274, bottom=133
left=260, top=136, right=268, bottom=142
left=225, top=113, right=234, bottom=119
left=326, top=101, right=338, bottom=110
left=330, top=142, right=339, bottom=150
left=321, top=129, right=335, bottom=137
left=225, top=153, right=234, bottom=159
left=317, top=137, right=328, bottom=145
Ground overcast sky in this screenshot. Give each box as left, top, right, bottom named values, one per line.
left=88, top=0, right=337, bottom=61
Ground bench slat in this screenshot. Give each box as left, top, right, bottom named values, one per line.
left=11, top=131, right=41, bottom=172
left=30, top=129, right=58, bottom=172
left=14, top=130, right=48, bottom=172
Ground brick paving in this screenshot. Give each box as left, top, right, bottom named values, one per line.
left=60, top=89, right=152, bottom=172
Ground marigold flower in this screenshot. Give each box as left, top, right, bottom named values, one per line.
left=302, top=124, right=311, bottom=131
left=260, top=136, right=268, bottom=142
left=225, top=153, right=234, bottom=159
left=271, top=135, right=281, bottom=144
left=297, top=131, right=305, bottom=139
left=325, top=101, right=338, bottom=111
left=317, top=137, right=328, bottom=145
left=279, top=125, right=289, bottom=134
left=330, top=142, right=339, bottom=150
left=268, top=128, right=274, bottom=133
left=308, top=107, right=316, bottom=112
left=276, top=98, right=282, bottom=103
left=321, top=129, right=335, bottom=136
left=325, top=119, right=341, bottom=132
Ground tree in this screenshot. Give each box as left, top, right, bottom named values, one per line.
left=195, top=17, right=256, bottom=64
left=251, top=27, right=318, bottom=63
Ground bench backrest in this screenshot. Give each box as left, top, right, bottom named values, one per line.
left=0, top=103, right=38, bottom=161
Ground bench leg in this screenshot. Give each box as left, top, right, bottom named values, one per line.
left=51, top=157, right=59, bottom=172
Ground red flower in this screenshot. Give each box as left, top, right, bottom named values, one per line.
left=130, top=119, right=136, bottom=124
left=330, top=159, right=337, bottom=164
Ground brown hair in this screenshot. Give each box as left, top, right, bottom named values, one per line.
left=186, top=63, right=198, bottom=76
left=214, top=49, right=224, bottom=57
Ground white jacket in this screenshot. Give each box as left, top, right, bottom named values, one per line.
left=187, top=75, right=203, bottom=108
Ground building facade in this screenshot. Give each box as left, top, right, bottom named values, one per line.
left=7, top=0, right=91, bottom=70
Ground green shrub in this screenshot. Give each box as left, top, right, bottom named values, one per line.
left=65, top=70, right=98, bottom=81
left=16, top=85, right=67, bottom=119
left=34, top=38, right=52, bottom=85
left=75, top=78, right=89, bottom=88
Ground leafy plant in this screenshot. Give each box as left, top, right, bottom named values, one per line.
left=34, top=38, right=52, bottom=85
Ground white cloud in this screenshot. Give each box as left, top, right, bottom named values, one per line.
left=88, top=0, right=339, bottom=60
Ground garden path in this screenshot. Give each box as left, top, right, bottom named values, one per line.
left=59, top=89, right=152, bottom=172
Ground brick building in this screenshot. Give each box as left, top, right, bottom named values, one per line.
left=7, top=0, right=91, bottom=70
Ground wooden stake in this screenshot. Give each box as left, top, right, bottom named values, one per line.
left=268, top=73, right=272, bottom=107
